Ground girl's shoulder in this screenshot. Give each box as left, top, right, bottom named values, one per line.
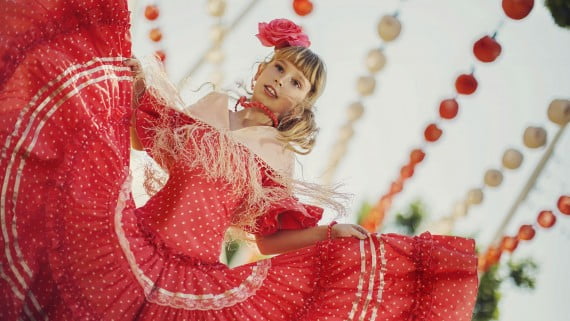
left=187, top=90, right=229, bottom=112
left=183, top=90, right=229, bottom=129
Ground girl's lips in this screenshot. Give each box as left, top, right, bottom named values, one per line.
left=264, top=85, right=278, bottom=98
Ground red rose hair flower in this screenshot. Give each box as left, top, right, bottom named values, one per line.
left=255, top=18, right=311, bottom=49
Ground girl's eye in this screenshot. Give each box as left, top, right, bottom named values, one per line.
left=275, top=64, right=284, bottom=72
left=292, top=79, right=301, bottom=89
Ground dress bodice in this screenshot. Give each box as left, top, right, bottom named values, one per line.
left=133, top=90, right=324, bottom=263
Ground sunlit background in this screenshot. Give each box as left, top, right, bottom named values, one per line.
left=127, top=1, right=570, bottom=320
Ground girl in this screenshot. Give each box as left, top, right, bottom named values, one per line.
left=0, top=1, right=478, bottom=320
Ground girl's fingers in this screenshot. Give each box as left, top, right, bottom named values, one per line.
left=352, top=227, right=368, bottom=240
left=353, top=225, right=370, bottom=236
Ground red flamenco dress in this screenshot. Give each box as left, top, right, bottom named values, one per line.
left=0, top=1, right=479, bottom=320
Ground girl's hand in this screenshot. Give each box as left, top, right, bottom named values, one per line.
left=124, top=56, right=146, bottom=99
left=331, top=223, right=370, bottom=240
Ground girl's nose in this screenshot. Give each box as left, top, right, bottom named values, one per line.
left=274, top=78, right=283, bottom=87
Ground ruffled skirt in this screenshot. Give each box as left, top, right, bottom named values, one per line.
left=0, top=0, right=479, bottom=320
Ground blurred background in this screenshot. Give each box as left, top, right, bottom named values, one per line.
left=126, top=1, right=570, bottom=320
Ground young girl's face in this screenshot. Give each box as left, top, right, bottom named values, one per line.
left=252, top=59, right=311, bottom=116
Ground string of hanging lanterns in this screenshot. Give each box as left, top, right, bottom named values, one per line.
left=205, top=0, right=227, bottom=89
left=177, top=0, right=263, bottom=88
left=424, top=99, right=570, bottom=235
left=359, top=0, right=536, bottom=232
left=144, top=2, right=166, bottom=62
left=479, top=195, right=570, bottom=272
left=321, top=4, right=406, bottom=186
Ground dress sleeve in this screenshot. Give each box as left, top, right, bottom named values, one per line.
left=249, top=196, right=324, bottom=237
left=134, top=89, right=195, bottom=169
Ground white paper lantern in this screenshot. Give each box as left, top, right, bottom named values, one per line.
left=547, top=99, right=570, bottom=126
left=207, top=0, right=226, bottom=17
left=338, top=125, right=354, bottom=143
left=330, top=143, right=347, bottom=163
left=523, top=127, right=547, bottom=148
left=452, top=201, right=468, bottom=218
left=356, top=76, right=376, bottom=96
left=430, top=217, right=454, bottom=235
left=210, top=25, right=226, bottom=43
left=377, top=15, right=402, bottom=42
left=206, top=47, right=224, bottom=64
left=484, top=169, right=503, bottom=187
left=502, top=148, right=523, bottom=170
left=347, top=102, right=365, bottom=122
left=467, top=188, right=484, bottom=205
left=366, top=49, right=387, bottom=73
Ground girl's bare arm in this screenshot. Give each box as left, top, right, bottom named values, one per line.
left=125, top=57, right=146, bottom=151
left=255, top=223, right=369, bottom=255
left=130, top=114, right=143, bottom=151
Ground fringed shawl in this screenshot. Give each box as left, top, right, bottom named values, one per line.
left=135, top=90, right=328, bottom=234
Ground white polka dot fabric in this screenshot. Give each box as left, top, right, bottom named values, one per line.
left=0, top=1, right=479, bottom=320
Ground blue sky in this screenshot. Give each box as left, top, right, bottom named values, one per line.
left=128, top=1, right=570, bottom=320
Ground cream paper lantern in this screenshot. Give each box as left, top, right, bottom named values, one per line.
left=547, top=99, right=570, bottom=126
left=430, top=217, right=454, bottom=235
left=347, top=102, right=365, bottom=122
left=329, top=143, right=348, bottom=164
left=210, top=25, right=226, bottom=43
left=467, top=188, right=484, bottom=205
left=377, top=15, right=402, bottom=42
left=207, top=0, right=226, bottom=17
left=338, top=124, right=354, bottom=143
left=366, top=49, right=387, bottom=73
left=451, top=200, right=468, bottom=219
left=523, top=127, right=547, bottom=148
left=356, top=76, right=376, bottom=96
left=502, top=148, right=523, bottom=170
left=484, top=169, right=503, bottom=187
left=206, top=47, right=224, bottom=64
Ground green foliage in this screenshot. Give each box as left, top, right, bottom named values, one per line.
left=473, top=257, right=539, bottom=321
left=224, top=240, right=240, bottom=265
left=473, top=265, right=502, bottom=321
left=507, top=257, right=539, bottom=289
left=355, top=200, right=373, bottom=225
left=545, top=0, right=570, bottom=28
left=393, top=200, right=426, bottom=235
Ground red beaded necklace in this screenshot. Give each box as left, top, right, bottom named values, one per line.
left=234, top=96, right=279, bottom=128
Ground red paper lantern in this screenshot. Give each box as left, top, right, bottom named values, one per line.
left=537, top=210, right=556, bottom=228
left=389, top=181, right=403, bottom=195
left=293, top=0, right=313, bottom=16
left=485, top=246, right=502, bottom=267
left=380, top=195, right=392, bottom=209
left=410, top=148, right=426, bottom=164
left=502, top=0, right=534, bottom=20
left=439, top=99, right=459, bottom=119
left=558, top=195, right=570, bottom=215
left=154, top=50, right=166, bottom=62
left=400, top=164, right=414, bottom=179
left=517, top=224, right=535, bottom=240
left=455, top=74, right=478, bottom=95
left=478, top=255, right=488, bottom=271
left=362, top=219, right=376, bottom=232
left=424, top=123, right=443, bottom=142
left=145, top=5, right=160, bottom=20
left=473, top=35, right=502, bottom=63
left=149, top=28, right=162, bottom=42
left=500, top=236, right=519, bottom=252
